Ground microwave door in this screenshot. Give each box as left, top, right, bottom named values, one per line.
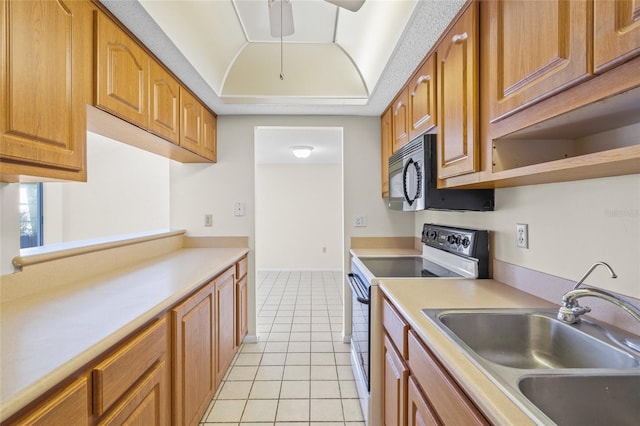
left=388, top=157, right=405, bottom=210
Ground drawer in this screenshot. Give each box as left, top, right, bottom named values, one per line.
left=236, top=256, right=248, bottom=280
left=92, top=318, right=167, bottom=416
left=383, top=298, right=409, bottom=358
left=408, top=330, right=488, bottom=425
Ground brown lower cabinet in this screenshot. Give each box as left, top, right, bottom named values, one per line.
left=4, top=256, right=248, bottom=426
left=382, top=296, right=489, bottom=426
left=172, top=281, right=217, bottom=426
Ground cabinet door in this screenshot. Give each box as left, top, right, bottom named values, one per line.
left=216, top=266, right=237, bottom=384
left=437, top=2, right=479, bottom=179
left=236, top=274, right=248, bottom=346
left=201, top=108, right=218, bottom=162
left=172, top=282, right=216, bottom=426
left=383, top=335, right=408, bottom=426
left=97, top=361, right=168, bottom=426
left=381, top=108, right=393, bottom=198
left=392, top=88, right=410, bottom=152
left=1, top=0, right=92, bottom=178
left=12, top=377, right=88, bottom=426
left=149, top=61, right=179, bottom=144
left=407, top=376, right=440, bottom=426
left=95, top=11, right=149, bottom=128
left=179, top=88, right=203, bottom=154
left=594, top=0, right=640, bottom=73
left=408, top=331, right=488, bottom=425
left=409, top=55, right=437, bottom=140
left=488, top=0, right=590, bottom=122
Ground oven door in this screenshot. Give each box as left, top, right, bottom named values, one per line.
left=347, top=272, right=370, bottom=390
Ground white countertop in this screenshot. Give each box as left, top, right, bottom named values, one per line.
left=0, top=247, right=248, bottom=421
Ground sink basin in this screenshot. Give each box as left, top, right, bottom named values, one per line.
left=519, top=374, right=640, bottom=426
left=437, top=311, right=639, bottom=369
left=422, top=308, right=640, bottom=425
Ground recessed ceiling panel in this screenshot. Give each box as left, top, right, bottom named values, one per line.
left=222, top=43, right=367, bottom=103
left=140, top=0, right=247, bottom=94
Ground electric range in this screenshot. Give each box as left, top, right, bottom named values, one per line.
left=347, top=223, right=490, bottom=426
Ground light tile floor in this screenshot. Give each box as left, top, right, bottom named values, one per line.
left=200, top=271, right=365, bottom=426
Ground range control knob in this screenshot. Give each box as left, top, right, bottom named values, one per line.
left=447, top=235, right=456, bottom=244
left=428, top=230, right=437, bottom=240
left=462, top=237, right=471, bottom=248
left=455, top=235, right=462, bottom=245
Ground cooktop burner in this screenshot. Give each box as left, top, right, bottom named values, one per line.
left=358, top=256, right=462, bottom=278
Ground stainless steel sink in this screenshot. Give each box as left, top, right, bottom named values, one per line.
left=422, top=308, right=640, bottom=425
left=519, top=374, right=640, bottom=426
left=437, top=311, right=639, bottom=369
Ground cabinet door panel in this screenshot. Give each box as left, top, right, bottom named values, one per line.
left=594, top=0, right=640, bottom=73
left=409, top=55, right=437, bottom=140
left=381, top=108, right=392, bottom=198
left=408, top=331, right=488, bottom=425
left=172, top=282, right=216, bottom=426
left=383, top=335, right=408, bottom=426
left=201, top=108, right=217, bottom=162
left=392, top=88, right=410, bottom=152
left=149, top=61, right=179, bottom=144
left=14, top=377, right=88, bottom=426
left=407, top=376, right=440, bottom=426
left=437, top=2, right=479, bottom=179
left=1, top=0, right=91, bottom=173
left=96, top=12, right=149, bottom=127
left=236, top=275, right=248, bottom=346
left=97, top=360, right=168, bottom=426
left=216, top=267, right=236, bottom=384
left=490, top=0, right=590, bottom=121
left=179, top=88, right=202, bottom=153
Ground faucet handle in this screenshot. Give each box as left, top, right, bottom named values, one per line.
left=558, top=304, right=591, bottom=324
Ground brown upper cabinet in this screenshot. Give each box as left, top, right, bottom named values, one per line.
left=179, top=88, right=217, bottom=162
left=149, top=60, right=180, bottom=144
left=593, top=0, right=640, bottom=73
left=392, top=88, right=410, bottom=152
left=408, top=54, right=437, bottom=140
left=381, top=108, right=393, bottom=198
left=436, top=1, right=479, bottom=180
left=95, top=11, right=150, bottom=128
left=488, top=0, right=591, bottom=122
left=1, top=0, right=94, bottom=182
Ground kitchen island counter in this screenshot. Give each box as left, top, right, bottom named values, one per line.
left=379, top=278, right=553, bottom=426
left=0, top=245, right=248, bottom=422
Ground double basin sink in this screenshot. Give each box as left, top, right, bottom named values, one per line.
left=422, top=308, right=640, bottom=425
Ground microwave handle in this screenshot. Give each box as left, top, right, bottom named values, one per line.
left=346, top=273, right=370, bottom=305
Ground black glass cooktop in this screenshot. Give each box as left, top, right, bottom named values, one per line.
left=358, top=256, right=462, bottom=278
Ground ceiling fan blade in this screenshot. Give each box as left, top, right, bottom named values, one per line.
left=268, top=0, right=294, bottom=37
left=324, top=0, right=366, bottom=12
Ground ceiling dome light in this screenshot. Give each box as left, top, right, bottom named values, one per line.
left=290, top=145, right=314, bottom=159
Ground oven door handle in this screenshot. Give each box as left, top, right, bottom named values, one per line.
left=347, top=273, right=370, bottom=305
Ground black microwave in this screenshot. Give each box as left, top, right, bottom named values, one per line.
left=388, top=134, right=494, bottom=211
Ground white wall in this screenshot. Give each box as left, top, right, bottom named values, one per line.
left=255, top=164, right=343, bottom=270
left=170, top=115, right=415, bottom=340
left=414, top=173, right=640, bottom=299
left=43, top=132, right=171, bottom=244
left=0, top=132, right=171, bottom=275
left=170, top=115, right=414, bottom=241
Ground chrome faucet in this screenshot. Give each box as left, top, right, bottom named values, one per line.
left=558, top=262, right=640, bottom=324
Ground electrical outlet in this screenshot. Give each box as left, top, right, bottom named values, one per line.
left=354, top=216, right=367, bottom=227
left=516, top=223, right=528, bottom=248
left=204, top=214, right=213, bottom=227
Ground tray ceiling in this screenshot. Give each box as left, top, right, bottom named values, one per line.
left=100, top=0, right=466, bottom=115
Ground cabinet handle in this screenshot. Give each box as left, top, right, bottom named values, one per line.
left=452, top=32, right=468, bottom=44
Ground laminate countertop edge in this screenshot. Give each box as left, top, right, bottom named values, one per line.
left=0, top=247, right=249, bottom=422
left=379, top=278, right=554, bottom=426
